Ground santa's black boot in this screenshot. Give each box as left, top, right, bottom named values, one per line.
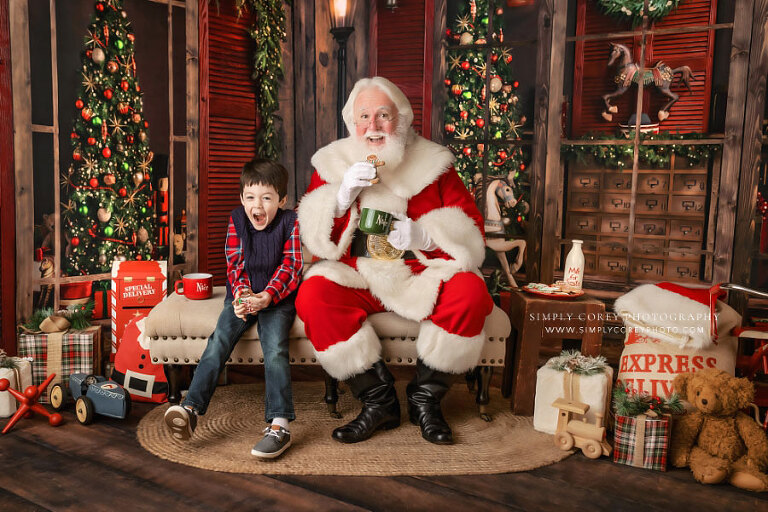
left=332, top=360, right=401, bottom=443
left=407, top=359, right=455, bottom=445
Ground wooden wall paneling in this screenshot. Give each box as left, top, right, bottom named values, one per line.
left=292, top=0, right=315, bottom=197
left=198, top=0, right=209, bottom=273
left=166, top=1, right=175, bottom=281
left=731, top=0, right=768, bottom=312
left=421, top=0, right=435, bottom=140
left=712, top=0, right=755, bottom=283
left=10, top=0, right=34, bottom=324
left=0, top=0, right=16, bottom=352
left=279, top=3, right=296, bottom=207
left=315, top=0, right=334, bottom=151
left=539, top=0, right=567, bottom=285
left=528, top=0, right=555, bottom=283
left=185, top=0, right=199, bottom=274
left=349, top=1, right=370, bottom=109
left=48, top=0, right=60, bottom=311
left=430, top=0, right=447, bottom=144
left=704, top=151, right=722, bottom=281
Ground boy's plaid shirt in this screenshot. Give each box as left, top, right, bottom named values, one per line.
left=225, top=214, right=303, bottom=303
left=613, top=414, right=671, bottom=471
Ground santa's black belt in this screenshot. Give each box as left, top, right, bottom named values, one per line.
left=350, top=229, right=415, bottom=259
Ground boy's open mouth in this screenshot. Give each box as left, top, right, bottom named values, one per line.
left=253, top=212, right=266, bottom=225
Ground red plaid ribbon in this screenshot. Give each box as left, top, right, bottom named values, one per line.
left=613, top=414, right=670, bottom=471
left=17, top=328, right=95, bottom=402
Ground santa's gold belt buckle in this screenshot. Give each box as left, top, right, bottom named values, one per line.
left=366, top=234, right=405, bottom=260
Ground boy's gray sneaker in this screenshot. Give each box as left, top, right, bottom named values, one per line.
left=164, top=405, right=197, bottom=441
left=251, top=425, right=292, bottom=459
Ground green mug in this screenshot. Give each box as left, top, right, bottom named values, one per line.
left=358, top=208, right=394, bottom=235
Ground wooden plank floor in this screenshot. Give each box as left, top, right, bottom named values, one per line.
left=1, top=367, right=767, bottom=511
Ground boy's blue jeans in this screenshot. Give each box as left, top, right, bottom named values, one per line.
left=183, top=298, right=296, bottom=423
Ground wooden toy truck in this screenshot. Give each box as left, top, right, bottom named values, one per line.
left=551, top=397, right=612, bottom=459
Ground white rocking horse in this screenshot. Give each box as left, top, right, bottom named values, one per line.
left=480, top=177, right=527, bottom=288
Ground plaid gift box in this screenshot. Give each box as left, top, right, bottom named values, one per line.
left=613, top=413, right=671, bottom=471
left=17, top=326, right=98, bottom=402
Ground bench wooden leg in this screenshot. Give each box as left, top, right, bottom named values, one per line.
left=165, top=364, right=183, bottom=404
left=465, top=369, right=477, bottom=392
left=475, top=366, right=493, bottom=422
left=324, top=373, right=342, bottom=419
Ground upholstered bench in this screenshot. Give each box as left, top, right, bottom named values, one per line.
left=145, top=286, right=511, bottom=419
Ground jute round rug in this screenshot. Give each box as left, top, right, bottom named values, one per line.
left=137, top=381, right=571, bottom=476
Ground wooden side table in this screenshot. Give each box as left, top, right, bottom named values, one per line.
left=500, top=290, right=605, bottom=415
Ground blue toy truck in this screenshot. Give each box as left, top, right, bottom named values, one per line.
left=49, top=373, right=131, bottom=425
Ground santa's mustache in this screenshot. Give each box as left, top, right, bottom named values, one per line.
left=363, top=131, right=388, bottom=139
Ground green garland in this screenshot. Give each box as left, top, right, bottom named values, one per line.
left=562, top=132, right=720, bottom=170
left=22, top=302, right=94, bottom=332
left=613, top=386, right=684, bottom=417
left=595, top=0, right=683, bottom=26
left=546, top=350, right=610, bottom=376
left=234, top=0, right=290, bottom=161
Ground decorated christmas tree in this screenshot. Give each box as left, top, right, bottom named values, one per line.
left=444, top=0, right=530, bottom=237
left=62, top=0, right=155, bottom=275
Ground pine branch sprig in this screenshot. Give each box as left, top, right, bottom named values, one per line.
left=613, top=386, right=685, bottom=417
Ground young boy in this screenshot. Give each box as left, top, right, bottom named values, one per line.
left=164, top=159, right=303, bottom=459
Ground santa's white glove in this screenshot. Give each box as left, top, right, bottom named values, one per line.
left=335, top=162, right=377, bottom=217
left=387, top=215, right=438, bottom=251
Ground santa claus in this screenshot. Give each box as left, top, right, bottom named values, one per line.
left=296, top=77, right=493, bottom=445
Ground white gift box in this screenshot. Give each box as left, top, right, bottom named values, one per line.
left=0, top=358, right=33, bottom=418
left=533, top=363, right=614, bottom=434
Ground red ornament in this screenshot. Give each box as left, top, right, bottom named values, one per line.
left=444, top=79, right=451, bottom=86
left=71, top=237, right=80, bottom=247
left=103, top=89, right=113, bottom=100
left=126, top=134, right=134, bottom=144
left=444, top=124, right=456, bottom=133
left=476, top=118, right=485, bottom=128
left=86, top=49, right=92, bottom=59
left=446, top=29, right=452, bottom=37
left=147, top=200, right=153, bottom=208
left=102, top=147, right=112, bottom=158
left=517, top=215, right=522, bottom=222
left=81, top=108, right=93, bottom=121
left=89, top=177, right=99, bottom=188
left=451, top=85, right=463, bottom=96
left=73, top=149, right=83, bottom=161
left=87, top=137, right=96, bottom=146
left=462, top=147, right=472, bottom=156
left=460, top=110, right=468, bottom=120
left=75, top=99, right=84, bottom=109
left=491, top=54, right=498, bottom=63
left=118, top=102, right=130, bottom=114
left=127, top=33, right=135, bottom=42
left=121, top=80, right=130, bottom=91
left=520, top=163, right=526, bottom=171
left=461, top=61, right=471, bottom=71
left=118, top=187, right=127, bottom=197
left=505, top=55, right=513, bottom=64
left=136, top=254, right=142, bottom=260
left=513, top=81, right=519, bottom=88
left=144, top=172, right=151, bottom=182
left=95, top=2, right=105, bottom=12
left=498, top=150, right=508, bottom=160
left=0, top=375, right=64, bottom=434
left=136, top=84, right=141, bottom=92
left=70, top=132, right=78, bottom=139
left=143, top=120, right=149, bottom=128
left=500, top=104, right=508, bottom=112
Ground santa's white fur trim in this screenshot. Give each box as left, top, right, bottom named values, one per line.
left=311, top=135, right=454, bottom=200
left=416, top=207, right=485, bottom=269
left=356, top=260, right=445, bottom=321
left=416, top=321, right=485, bottom=374
left=614, top=284, right=741, bottom=349
left=298, top=183, right=358, bottom=260
left=304, top=260, right=367, bottom=289
left=313, top=322, right=381, bottom=380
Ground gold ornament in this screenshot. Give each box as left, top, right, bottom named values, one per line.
left=99, top=252, right=107, bottom=265
left=107, top=61, right=118, bottom=73
left=490, top=77, right=503, bottom=93
left=132, top=171, right=144, bottom=186
left=104, top=173, right=116, bottom=185
left=81, top=72, right=96, bottom=94
left=97, top=208, right=111, bottom=223
left=115, top=216, right=128, bottom=236
left=459, top=32, right=473, bottom=45
left=510, top=94, right=519, bottom=105
left=138, top=130, right=147, bottom=142
left=132, top=113, right=142, bottom=124
left=137, top=227, right=149, bottom=243
left=92, top=47, right=105, bottom=64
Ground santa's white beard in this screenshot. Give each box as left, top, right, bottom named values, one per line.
left=350, top=127, right=407, bottom=173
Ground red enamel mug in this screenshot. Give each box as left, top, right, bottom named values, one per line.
left=174, top=273, right=213, bottom=300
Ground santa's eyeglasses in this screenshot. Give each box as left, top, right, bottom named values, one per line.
left=354, top=111, right=396, bottom=128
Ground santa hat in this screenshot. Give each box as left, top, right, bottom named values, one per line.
left=614, top=282, right=734, bottom=349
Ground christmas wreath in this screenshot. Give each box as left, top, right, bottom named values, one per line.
left=595, top=0, right=683, bottom=25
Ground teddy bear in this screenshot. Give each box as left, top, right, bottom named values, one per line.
left=671, top=368, right=768, bottom=492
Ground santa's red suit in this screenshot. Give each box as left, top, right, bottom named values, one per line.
left=296, top=132, right=494, bottom=380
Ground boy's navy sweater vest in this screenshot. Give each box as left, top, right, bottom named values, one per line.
left=225, top=207, right=297, bottom=303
